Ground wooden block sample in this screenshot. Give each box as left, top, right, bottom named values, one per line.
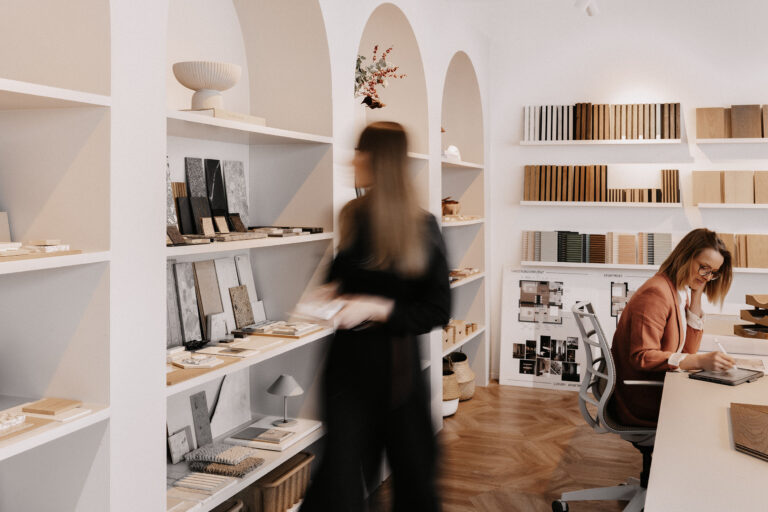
left=746, top=234, right=768, bottom=268
left=722, top=171, right=754, bottom=204
left=674, top=103, right=680, bottom=139
left=764, top=105, right=768, bottom=137
left=190, top=197, right=213, bottom=235
left=22, top=398, right=82, bottom=416
left=754, top=171, right=768, bottom=204
left=229, top=285, right=255, bottom=329
left=200, top=217, right=215, bottom=237
left=730, top=403, right=768, bottom=462
left=194, top=260, right=224, bottom=339
left=731, top=105, right=763, bottom=138
left=746, top=294, right=768, bottom=309
left=662, top=104, right=669, bottom=139
left=724, top=107, right=732, bottom=137
left=692, top=171, right=723, bottom=204
left=696, top=108, right=727, bottom=139
left=213, top=216, right=229, bottom=234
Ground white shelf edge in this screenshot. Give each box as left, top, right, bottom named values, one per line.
left=696, top=138, right=768, bottom=144
left=0, top=404, right=110, bottom=462
left=166, top=328, right=335, bottom=397
left=520, top=201, right=681, bottom=208
left=442, top=326, right=486, bottom=357
left=407, top=152, right=430, bottom=161
left=0, top=78, right=111, bottom=108
left=697, top=203, right=768, bottom=209
left=166, top=233, right=333, bottom=258
left=520, top=139, right=682, bottom=146
left=520, top=261, right=768, bottom=274
left=441, top=158, right=483, bottom=169
left=442, top=218, right=485, bottom=227
left=169, top=425, right=325, bottom=512
left=450, top=272, right=485, bottom=289
left=166, top=110, right=333, bottom=144
left=0, top=250, right=111, bottom=276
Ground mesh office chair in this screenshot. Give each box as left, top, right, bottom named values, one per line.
left=552, top=302, right=660, bottom=512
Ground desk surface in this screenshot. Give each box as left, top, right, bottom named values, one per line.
left=646, top=372, right=768, bottom=511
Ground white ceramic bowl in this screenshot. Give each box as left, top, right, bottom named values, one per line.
left=172, top=61, right=242, bottom=109
left=442, top=398, right=459, bottom=417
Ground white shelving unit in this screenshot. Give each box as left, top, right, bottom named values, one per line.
left=442, top=218, right=485, bottom=227
left=450, top=272, right=486, bottom=288
left=0, top=251, right=111, bottom=276
left=696, top=138, right=768, bottom=144
left=0, top=78, right=111, bottom=109
left=520, top=201, right=681, bottom=208
left=408, top=151, right=430, bottom=160
left=166, top=233, right=333, bottom=258
left=520, top=139, right=682, bottom=146
left=521, top=261, right=768, bottom=274
left=442, top=326, right=486, bottom=357
left=441, top=158, right=484, bottom=169
left=697, top=203, right=768, bottom=209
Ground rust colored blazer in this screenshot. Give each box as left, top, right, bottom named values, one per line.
left=609, top=273, right=702, bottom=427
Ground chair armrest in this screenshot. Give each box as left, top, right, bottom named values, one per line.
left=623, top=380, right=664, bottom=386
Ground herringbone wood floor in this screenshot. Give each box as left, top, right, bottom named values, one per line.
left=371, top=382, right=642, bottom=511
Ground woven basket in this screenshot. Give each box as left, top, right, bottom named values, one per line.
left=443, top=370, right=460, bottom=401
left=237, top=452, right=314, bottom=512
left=446, top=352, right=476, bottom=401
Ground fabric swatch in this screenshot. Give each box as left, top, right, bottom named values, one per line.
left=184, top=442, right=258, bottom=465
left=188, top=456, right=265, bottom=478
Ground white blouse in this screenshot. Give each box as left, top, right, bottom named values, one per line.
left=668, top=288, right=704, bottom=367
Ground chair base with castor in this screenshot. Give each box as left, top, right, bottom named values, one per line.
left=551, top=302, right=661, bottom=512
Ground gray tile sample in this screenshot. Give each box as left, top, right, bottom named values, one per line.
left=223, top=160, right=249, bottom=225
left=207, top=312, right=227, bottom=343
left=166, top=157, right=178, bottom=227
left=205, top=159, right=229, bottom=217
left=167, top=261, right=184, bottom=348
left=214, top=258, right=239, bottom=334
left=252, top=300, right=266, bottom=323
left=185, top=157, right=207, bottom=198
left=234, top=254, right=258, bottom=302
left=230, top=285, right=254, bottom=329
left=190, top=391, right=213, bottom=448
left=174, top=262, right=202, bottom=343
left=194, top=260, right=224, bottom=339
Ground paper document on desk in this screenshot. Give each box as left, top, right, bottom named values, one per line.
left=734, top=358, right=767, bottom=372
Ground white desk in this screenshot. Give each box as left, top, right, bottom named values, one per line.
left=645, top=372, right=768, bottom=511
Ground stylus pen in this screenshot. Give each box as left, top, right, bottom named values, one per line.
left=716, top=340, right=735, bottom=372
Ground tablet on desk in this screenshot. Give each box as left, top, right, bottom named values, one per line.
left=689, top=368, right=764, bottom=386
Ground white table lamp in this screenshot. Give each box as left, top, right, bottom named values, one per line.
left=267, top=374, right=303, bottom=427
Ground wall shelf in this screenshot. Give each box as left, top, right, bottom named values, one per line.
left=0, top=78, right=111, bottom=110
left=696, top=138, right=768, bottom=144
left=450, top=272, right=485, bottom=289
left=520, top=139, right=682, bottom=146
left=166, top=110, right=333, bottom=145
left=0, top=251, right=111, bottom=276
left=442, top=218, right=484, bottom=227
left=0, top=400, right=110, bottom=462
left=166, top=233, right=333, bottom=258
left=166, top=328, right=334, bottom=397
left=697, top=203, right=768, bottom=209
left=442, top=325, right=486, bottom=357
left=520, top=201, right=681, bottom=208
left=167, top=420, right=325, bottom=512
left=521, top=261, right=768, bottom=274
left=407, top=151, right=430, bottom=161
left=441, top=158, right=483, bottom=169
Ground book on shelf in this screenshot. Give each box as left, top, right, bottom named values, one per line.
left=225, top=416, right=321, bottom=452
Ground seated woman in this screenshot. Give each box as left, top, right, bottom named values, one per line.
left=610, top=228, right=735, bottom=427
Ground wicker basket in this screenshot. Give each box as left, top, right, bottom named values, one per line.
left=443, top=369, right=460, bottom=401
left=446, top=352, right=476, bottom=401
left=237, top=452, right=315, bottom=512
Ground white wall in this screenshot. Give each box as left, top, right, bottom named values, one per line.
left=484, top=0, right=768, bottom=378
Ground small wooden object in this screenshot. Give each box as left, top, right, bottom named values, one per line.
left=746, top=294, right=768, bottom=309
left=746, top=234, right=768, bottom=268
left=722, top=171, right=754, bottom=204
left=731, top=105, right=763, bottom=138
left=692, top=171, right=723, bottom=204
left=734, top=324, right=768, bottom=340
left=214, top=216, right=229, bottom=233
left=740, top=309, right=768, bottom=327
left=22, top=398, right=82, bottom=416
left=167, top=226, right=186, bottom=246
left=730, top=403, right=768, bottom=462
left=201, top=217, right=216, bottom=237
left=754, top=171, right=768, bottom=204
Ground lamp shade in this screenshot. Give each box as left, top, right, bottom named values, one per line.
left=267, top=374, right=303, bottom=397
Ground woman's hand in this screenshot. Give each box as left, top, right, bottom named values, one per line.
left=679, top=351, right=735, bottom=372
left=334, top=295, right=394, bottom=330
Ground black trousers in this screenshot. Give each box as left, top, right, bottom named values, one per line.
left=301, top=332, right=440, bottom=512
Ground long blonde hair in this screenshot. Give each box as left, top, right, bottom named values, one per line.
left=339, top=122, right=426, bottom=277
left=658, top=228, right=732, bottom=305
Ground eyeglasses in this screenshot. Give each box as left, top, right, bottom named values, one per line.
left=698, top=265, right=721, bottom=281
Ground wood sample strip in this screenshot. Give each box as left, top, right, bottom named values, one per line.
left=696, top=108, right=727, bottom=139
left=731, top=105, right=763, bottom=138
left=674, top=103, right=680, bottom=139
left=746, top=234, right=768, bottom=268
left=722, top=171, right=754, bottom=204
left=692, top=171, right=723, bottom=204
left=754, top=171, right=768, bottom=203
left=22, top=398, right=82, bottom=415
left=718, top=233, right=736, bottom=263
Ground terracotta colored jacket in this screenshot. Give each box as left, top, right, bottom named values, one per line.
left=609, top=273, right=703, bottom=427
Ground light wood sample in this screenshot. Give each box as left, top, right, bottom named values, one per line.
left=746, top=294, right=768, bottom=309
left=22, top=398, right=82, bottom=415
left=722, top=171, right=754, bottom=203
left=730, top=403, right=768, bottom=462
left=696, top=108, right=728, bottom=139
left=718, top=233, right=736, bottom=263
left=736, top=234, right=748, bottom=268
left=692, top=171, right=723, bottom=204
left=746, top=234, right=768, bottom=268
left=194, top=260, right=224, bottom=339
left=731, top=105, right=763, bottom=138
left=755, top=171, right=768, bottom=203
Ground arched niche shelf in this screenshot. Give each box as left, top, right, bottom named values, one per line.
left=357, top=3, right=429, bottom=155
left=441, top=51, right=484, bottom=164
left=167, top=0, right=332, bottom=137
left=0, top=0, right=110, bottom=95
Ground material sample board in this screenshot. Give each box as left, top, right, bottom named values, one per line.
left=167, top=260, right=184, bottom=348
left=194, top=260, right=224, bottom=339
left=175, top=262, right=203, bottom=343
left=185, top=157, right=207, bottom=198
left=223, top=160, right=249, bottom=225
left=214, top=258, right=239, bottom=334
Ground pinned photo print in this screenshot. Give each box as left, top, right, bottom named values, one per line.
left=525, top=339, right=537, bottom=359
left=566, top=349, right=576, bottom=363
left=562, top=362, right=580, bottom=382
left=520, top=360, right=535, bottom=375
left=536, top=357, right=551, bottom=376
left=518, top=280, right=564, bottom=324
left=566, top=337, right=578, bottom=350
left=552, top=339, right=566, bottom=362
left=538, top=335, right=551, bottom=358
left=513, top=343, right=525, bottom=359
left=550, top=360, right=562, bottom=376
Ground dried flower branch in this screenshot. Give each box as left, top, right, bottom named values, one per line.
left=355, top=44, right=407, bottom=109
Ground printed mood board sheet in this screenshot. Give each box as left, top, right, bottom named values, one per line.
left=499, top=266, right=652, bottom=390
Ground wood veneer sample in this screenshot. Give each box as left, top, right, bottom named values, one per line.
left=754, top=171, right=768, bottom=203
left=718, top=233, right=736, bottom=263
left=746, top=294, right=768, bottom=309
left=229, top=285, right=254, bottom=329
left=696, top=108, right=727, bottom=139
left=746, top=234, right=768, bottom=268
left=722, top=171, right=754, bottom=204
left=736, top=234, right=748, bottom=268
left=730, top=403, right=768, bottom=462
left=213, top=216, right=229, bottom=234
left=731, top=105, right=762, bottom=138
left=674, top=103, right=680, bottom=139
left=200, top=217, right=215, bottom=237
left=692, top=171, right=722, bottom=204
left=22, top=398, right=82, bottom=415
left=194, top=260, right=224, bottom=339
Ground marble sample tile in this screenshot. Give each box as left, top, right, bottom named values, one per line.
left=167, top=260, right=184, bottom=348
left=185, top=157, right=207, bottom=198
left=229, top=285, right=254, bottom=329
left=177, top=196, right=195, bottom=235
left=190, top=391, right=213, bottom=448
left=209, top=370, right=251, bottom=439
left=194, top=260, right=224, bottom=339
left=234, top=254, right=258, bottom=302
left=205, top=159, right=229, bottom=217
left=223, top=160, right=249, bottom=224
left=174, top=262, right=203, bottom=343
left=206, top=312, right=227, bottom=343
left=252, top=300, right=266, bottom=322
left=214, top=258, right=239, bottom=334
left=167, top=157, right=178, bottom=227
